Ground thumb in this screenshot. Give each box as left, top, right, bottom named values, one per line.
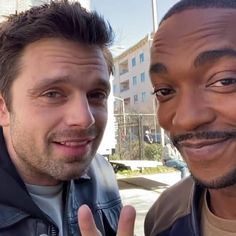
left=117, top=205, right=136, bottom=236
left=78, top=204, right=102, bottom=236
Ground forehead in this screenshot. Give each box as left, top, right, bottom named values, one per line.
left=19, top=38, right=109, bottom=79
left=151, top=8, right=236, bottom=65
left=22, top=38, right=107, bottom=66
left=15, top=38, right=110, bottom=91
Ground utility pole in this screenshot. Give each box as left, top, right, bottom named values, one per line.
left=15, top=0, right=19, bottom=14
left=151, top=0, right=165, bottom=147
left=114, top=96, right=126, bottom=136
left=151, top=0, right=158, bottom=32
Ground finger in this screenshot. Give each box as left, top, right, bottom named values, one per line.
left=117, top=205, right=136, bottom=236
left=78, top=204, right=102, bottom=236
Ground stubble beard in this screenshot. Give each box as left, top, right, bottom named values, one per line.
left=172, top=130, right=236, bottom=189
left=190, top=168, right=236, bottom=189
left=11, top=139, right=98, bottom=182
left=9, top=119, right=101, bottom=183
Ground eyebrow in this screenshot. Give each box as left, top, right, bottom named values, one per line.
left=29, top=75, right=111, bottom=93
left=149, top=48, right=236, bottom=76
left=194, top=48, right=236, bottom=67
left=149, top=63, right=168, bottom=75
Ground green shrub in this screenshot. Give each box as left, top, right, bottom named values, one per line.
left=109, top=153, right=121, bottom=160
left=117, top=165, right=175, bottom=176
left=113, top=140, right=164, bottom=160
left=144, top=143, right=163, bottom=161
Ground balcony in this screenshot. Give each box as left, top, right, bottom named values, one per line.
left=119, top=60, right=129, bottom=76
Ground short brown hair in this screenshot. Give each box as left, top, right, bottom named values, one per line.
left=0, top=0, right=114, bottom=109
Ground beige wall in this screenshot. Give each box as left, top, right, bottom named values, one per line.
left=0, top=0, right=90, bottom=22
left=113, top=35, right=155, bottom=114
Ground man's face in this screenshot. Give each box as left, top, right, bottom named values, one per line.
left=0, top=38, right=110, bottom=185
left=150, top=9, right=236, bottom=188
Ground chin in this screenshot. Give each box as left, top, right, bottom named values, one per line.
left=49, top=166, right=87, bottom=182
left=191, top=170, right=236, bottom=189
left=54, top=172, right=83, bottom=181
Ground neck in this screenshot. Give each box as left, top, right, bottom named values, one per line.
left=208, top=186, right=236, bottom=219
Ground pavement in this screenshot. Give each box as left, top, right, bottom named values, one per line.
left=118, top=171, right=183, bottom=236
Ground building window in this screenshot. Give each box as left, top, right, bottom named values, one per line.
left=119, top=60, right=129, bottom=75
left=139, top=53, right=144, bottom=63
left=141, top=72, right=145, bottom=82
left=134, top=94, right=138, bottom=103
left=141, top=92, right=146, bottom=102
left=132, top=76, right=137, bottom=86
left=131, top=57, right=136, bottom=67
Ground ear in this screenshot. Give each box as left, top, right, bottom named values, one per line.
left=0, top=95, right=10, bottom=127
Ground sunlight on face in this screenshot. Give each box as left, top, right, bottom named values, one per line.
left=3, top=38, right=110, bottom=185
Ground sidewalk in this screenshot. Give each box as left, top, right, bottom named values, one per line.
left=118, top=171, right=182, bottom=236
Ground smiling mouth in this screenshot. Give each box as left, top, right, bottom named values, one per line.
left=179, top=138, right=228, bottom=149
left=57, top=140, right=90, bottom=147
left=177, top=137, right=233, bottom=162
left=53, top=137, right=95, bottom=147
left=52, top=138, right=95, bottom=158
left=172, top=131, right=236, bottom=146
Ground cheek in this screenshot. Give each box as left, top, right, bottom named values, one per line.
left=157, top=105, right=174, bottom=130
left=93, top=108, right=108, bottom=126
left=99, top=112, right=108, bottom=128
left=215, top=99, right=236, bottom=124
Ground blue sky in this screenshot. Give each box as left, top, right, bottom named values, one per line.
left=91, top=0, right=179, bottom=51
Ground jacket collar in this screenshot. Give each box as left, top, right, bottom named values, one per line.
left=190, top=181, right=204, bottom=236
left=0, top=128, right=49, bottom=220
left=0, top=128, right=25, bottom=188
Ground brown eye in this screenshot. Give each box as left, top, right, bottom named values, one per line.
left=152, top=87, right=175, bottom=102
left=211, top=78, right=236, bottom=87
left=87, top=90, right=108, bottom=105
left=155, top=88, right=174, bottom=96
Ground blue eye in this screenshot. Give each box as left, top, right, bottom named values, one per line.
left=44, top=91, right=63, bottom=98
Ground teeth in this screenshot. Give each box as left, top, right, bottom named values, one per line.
left=59, top=141, right=87, bottom=146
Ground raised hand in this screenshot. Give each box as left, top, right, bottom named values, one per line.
left=78, top=204, right=136, bottom=236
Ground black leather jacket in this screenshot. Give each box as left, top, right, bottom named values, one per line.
left=0, top=129, right=122, bottom=236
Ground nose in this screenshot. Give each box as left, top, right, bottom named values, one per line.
left=65, top=94, right=95, bottom=129
left=171, top=91, right=215, bottom=132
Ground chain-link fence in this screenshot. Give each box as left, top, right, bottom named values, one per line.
left=112, top=113, right=163, bottom=161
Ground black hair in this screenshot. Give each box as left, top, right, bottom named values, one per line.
left=161, top=0, right=236, bottom=25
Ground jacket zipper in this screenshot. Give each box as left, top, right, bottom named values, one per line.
left=50, top=224, right=58, bottom=236
left=63, top=182, right=70, bottom=236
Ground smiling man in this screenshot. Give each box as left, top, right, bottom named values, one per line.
left=144, top=0, right=236, bottom=236
left=0, top=1, right=135, bottom=236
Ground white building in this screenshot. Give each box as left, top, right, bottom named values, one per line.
left=0, top=0, right=90, bottom=21
left=113, top=34, right=155, bottom=114
left=112, top=34, right=161, bottom=145
left=97, top=78, right=116, bottom=157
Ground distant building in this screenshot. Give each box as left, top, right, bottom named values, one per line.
left=97, top=78, right=116, bottom=157
left=113, top=34, right=155, bottom=115
left=112, top=34, right=161, bottom=145
left=0, top=0, right=90, bottom=21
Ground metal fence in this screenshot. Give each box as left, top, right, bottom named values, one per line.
left=113, top=113, right=163, bottom=160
